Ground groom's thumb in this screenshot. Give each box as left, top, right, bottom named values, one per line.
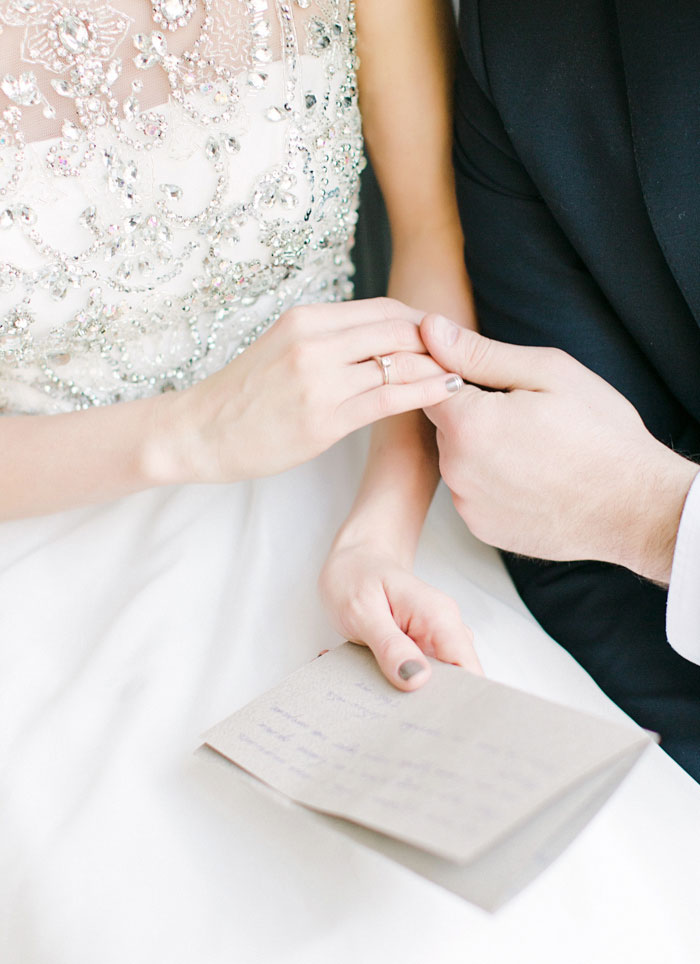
left=420, top=315, right=552, bottom=391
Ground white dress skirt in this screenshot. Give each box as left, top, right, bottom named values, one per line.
left=1, top=3, right=700, bottom=963
left=3, top=451, right=700, bottom=964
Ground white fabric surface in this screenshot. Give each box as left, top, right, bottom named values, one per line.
left=667, top=472, right=700, bottom=664
left=2, top=430, right=700, bottom=964
left=3, top=5, right=698, bottom=959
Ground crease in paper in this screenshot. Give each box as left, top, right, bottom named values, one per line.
left=204, top=643, right=651, bottom=864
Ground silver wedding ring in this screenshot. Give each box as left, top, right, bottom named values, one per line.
left=373, top=354, right=392, bottom=385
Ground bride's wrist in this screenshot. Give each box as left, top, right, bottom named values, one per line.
left=138, top=388, right=206, bottom=488
left=330, top=514, right=420, bottom=569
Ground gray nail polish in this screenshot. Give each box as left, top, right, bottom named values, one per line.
left=445, top=375, right=463, bottom=393
left=398, top=660, right=426, bottom=681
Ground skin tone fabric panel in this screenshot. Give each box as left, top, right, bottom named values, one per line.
left=0, top=0, right=335, bottom=142
left=0, top=1, right=363, bottom=413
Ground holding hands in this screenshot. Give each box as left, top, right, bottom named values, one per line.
left=420, top=315, right=699, bottom=585
left=321, top=307, right=700, bottom=693
left=153, top=298, right=463, bottom=485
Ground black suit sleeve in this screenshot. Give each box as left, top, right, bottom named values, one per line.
left=453, top=45, right=694, bottom=446
left=452, top=37, right=700, bottom=778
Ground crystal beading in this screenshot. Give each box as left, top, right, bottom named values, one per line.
left=0, top=1, right=364, bottom=414
left=152, top=0, right=197, bottom=31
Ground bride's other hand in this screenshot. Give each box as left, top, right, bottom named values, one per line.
left=319, top=543, right=482, bottom=691
left=150, top=297, right=462, bottom=485
left=317, top=0, right=479, bottom=692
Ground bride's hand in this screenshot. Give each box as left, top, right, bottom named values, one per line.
left=318, top=543, right=482, bottom=691
left=154, top=298, right=462, bottom=484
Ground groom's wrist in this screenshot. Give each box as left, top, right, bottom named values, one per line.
left=619, top=444, right=698, bottom=584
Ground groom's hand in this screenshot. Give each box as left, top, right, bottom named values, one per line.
left=419, top=315, right=698, bottom=583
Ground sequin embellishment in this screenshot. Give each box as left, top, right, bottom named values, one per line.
left=0, top=0, right=363, bottom=412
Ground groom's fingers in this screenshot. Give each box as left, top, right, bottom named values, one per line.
left=423, top=381, right=483, bottom=430
left=420, top=314, right=571, bottom=391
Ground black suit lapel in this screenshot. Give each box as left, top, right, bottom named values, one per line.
left=615, top=0, right=700, bottom=324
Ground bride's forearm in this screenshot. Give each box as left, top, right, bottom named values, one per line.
left=339, top=0, right=476, bottom=558
left=333, top=239, right=476, bottom=564
left=330, top=410, right=439, bottom=565
left=319, top=1, right=483, bottom=687
left=0, top=392, right=183, bottom=520
left=0, top=298, right=464, bottom=521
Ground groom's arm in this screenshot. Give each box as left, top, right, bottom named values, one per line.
left=419, top=317, right=700, bottom=664
left=447, top=2, right=700, bottom=681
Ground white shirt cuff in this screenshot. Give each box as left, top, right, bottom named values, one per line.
left=666, top=470, right=700, bottom=664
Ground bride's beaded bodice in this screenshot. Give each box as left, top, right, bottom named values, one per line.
left=0, top=0, right=363, bottom=413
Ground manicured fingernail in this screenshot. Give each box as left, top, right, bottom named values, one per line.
left=432, top=315, right=459, bottom=346
left=445, top=375, right=463, bottom=393
left=398, top=660, right=427, bottom=681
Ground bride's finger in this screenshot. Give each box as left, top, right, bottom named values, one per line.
left=347, top=352, right=449, bottom=394
left=430, top=614, right=483, bottom=675
left=285, top=297, right=425, bottom=338
left=394, top=583, right=483, bottom=675
left=337, top=371, right=464, bottom=433
left=350, top=616, right=432, bottom=692
left=328, top=317, right=428, bottom=362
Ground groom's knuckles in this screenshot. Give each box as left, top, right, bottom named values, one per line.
left=449, top=328, right=531, bottom=387
left=542, top=346, right=580, bottom=385
left=422, top=395, right=453, bottom=430
left=458, top=499, right=499, bottom=546
left=420, top=315, right=493, bottom=376
left=455, top=328, right=500, bottom=380
left=422, top=314, right=557, bottom=390
left=450, top=490, right=472, bottom=525
left=433, top=394, right=472, bottom=443
left=437, top=450, right=465, bottom=495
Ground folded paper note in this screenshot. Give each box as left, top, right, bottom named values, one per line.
left=202, top=642, right=653, bottom=910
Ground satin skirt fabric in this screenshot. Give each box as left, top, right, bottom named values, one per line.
left=1, top=430, right=700, bottom=964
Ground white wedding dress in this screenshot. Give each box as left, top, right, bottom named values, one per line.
left=2, top=4, right=700, bottom=964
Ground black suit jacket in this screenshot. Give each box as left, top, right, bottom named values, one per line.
left=454, top=0, right=700, bottom=767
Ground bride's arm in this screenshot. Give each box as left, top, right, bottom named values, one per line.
left=319, top=0, right=481, bottom=688
left=0, top=300, right=460, bottom=520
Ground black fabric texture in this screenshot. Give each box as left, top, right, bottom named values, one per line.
left=455, top=0, right=700, bottom=778
left=353, top=161, right=392, bottom=300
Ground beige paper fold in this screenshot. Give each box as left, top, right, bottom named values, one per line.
left=203, top=643, right=651, bottom=880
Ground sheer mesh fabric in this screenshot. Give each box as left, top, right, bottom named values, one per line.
left=0, top=1, right=337, bottom=142
left=0, top=1, right=363, bottom=414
